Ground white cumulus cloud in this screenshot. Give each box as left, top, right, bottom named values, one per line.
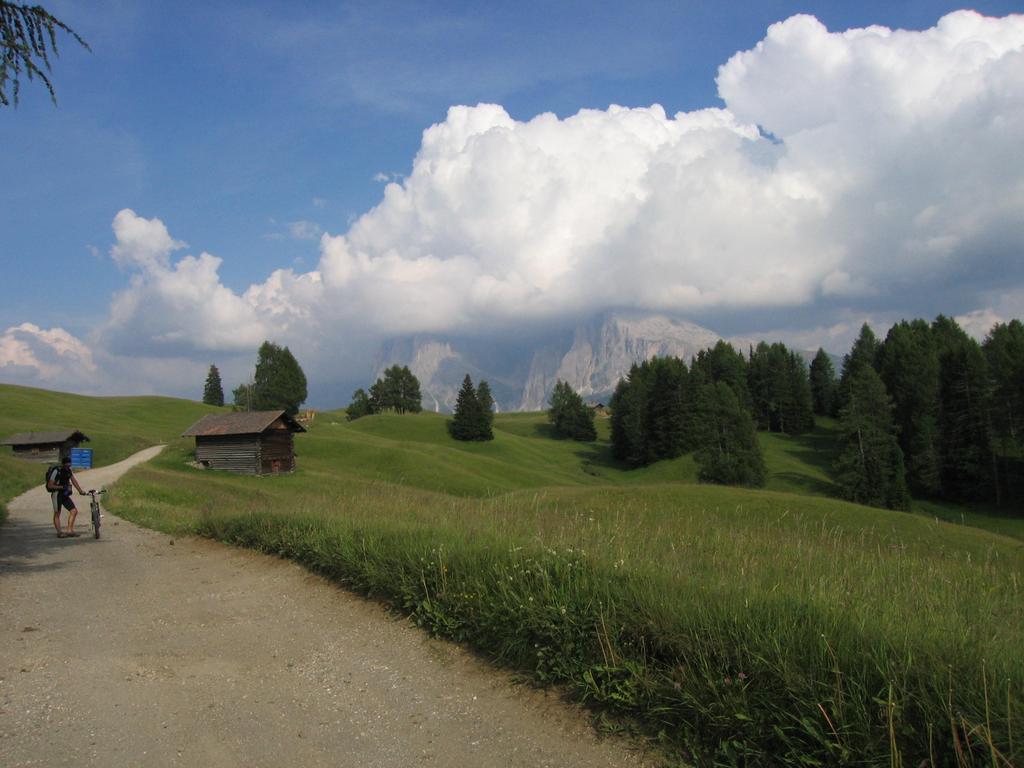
left=101, top=210, right=276, bottom=356
left=303, top=10, right=1024, bottom=343
left=109, top=208, right=187, bottom=271
left=10, top=10, right=1024, bottom=400
left=0, top=323, right=97, bottom=384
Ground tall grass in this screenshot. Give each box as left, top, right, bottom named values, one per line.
left=108, top=435, right=1024, bottom=767
left=3, top=387, right=1019, bottom=765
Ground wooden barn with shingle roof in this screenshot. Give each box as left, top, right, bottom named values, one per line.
left=0, top=429, right=90, bottom=464
left=181, top=411, right=305, bottom=475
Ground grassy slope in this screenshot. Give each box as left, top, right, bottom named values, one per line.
left=3, top=389, right=1021, bottom=764
left=0, top=382, right=218, bottom=513
left=111, top=409, right=1022, bottom=764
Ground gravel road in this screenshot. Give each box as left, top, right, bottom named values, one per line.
left=0, top=447, right=653, bottom=767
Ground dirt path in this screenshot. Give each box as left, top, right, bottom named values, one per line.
left=0, top=448, right=652, bottom=768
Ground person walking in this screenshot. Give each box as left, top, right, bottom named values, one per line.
left=46, top=456, right=85, bottom=537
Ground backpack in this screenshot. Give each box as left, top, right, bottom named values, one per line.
left=45, top=465, right=62, bottom=491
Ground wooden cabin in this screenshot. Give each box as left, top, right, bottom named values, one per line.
left=0, top=429, right=90, bottom=463
left=181, top=411, right=305, bottom=475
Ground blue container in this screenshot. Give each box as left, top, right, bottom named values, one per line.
left=70, top=447, right=93, bottom=469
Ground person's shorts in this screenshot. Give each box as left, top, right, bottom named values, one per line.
left=51, top=491, right=76, bottom=514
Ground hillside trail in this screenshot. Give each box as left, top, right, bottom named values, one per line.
left=0, top=447, right=652, bottom=768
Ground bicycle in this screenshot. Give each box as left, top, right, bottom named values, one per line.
left=85, top=489, right=106, bottom=539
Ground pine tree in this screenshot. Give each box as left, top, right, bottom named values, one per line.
left=837, top=323, right=881, bottom=413
left=692, top=341, right=752, bottom=414
left=449, top=375, right=489, bottom=440
left=933, top=316, right=996, bottom=502
left=202, top=364, right=224, bottom=406
left=0, top=2, right=89, bottom=107
left=783, top=350, right=815, bottom=433
left=746, top=342, right=774, bottom=430
left=747, top=343, right=814, bottom=433
left=644, top=357, right=688, bottom=456
left=877, top=320, right=941, bottom=496
left=809, top=348, right=838, bottom=418
left=693, top=382, right=766, bottom=487
left=610, top=366, right=649, bottom=466
left=984, top=320, right=1024, bottom=505
left=834, top=366, right=911, bottom=510
left=477, top=380, right=495, bottom=432
left=984, top=320, right=1024, bottom=447
left=610, top=356, right=695, bottom=464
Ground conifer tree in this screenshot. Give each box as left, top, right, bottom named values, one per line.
left=0, top=2, right=89, bottom=107
left=746, top=342, right=773, bottom=430
left=611, top=357, right=694, bottom=465
left=809, top=348, right=838, bottom=417
left=477, top=380, right=495, bottom=432
left=202, top=364, right=224, bottom=406
left=834, top=366, right=911, bottom=510
left=783, top=349, right=816, bottom=433
left=747, top=342, right=814, bottom=433
left=984, top=320, right=1024, bottom=448
left=984, top=319, right=1024, bottom=506
left=693, top=382, right=766, bottom=487
left=610, top=366, right=649, bottom=466
left=692, top=341, right=752, bottom=414
left=933, top=315, right=996, bottom=502
left=644, top=357, right=688, bottom=456
left=877, top=320, right=941, bottom=496
left=837, top=323, right=881, bottom=413
left=449, top=375, right=490, bottom=440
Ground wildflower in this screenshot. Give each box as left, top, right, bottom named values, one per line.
left=738, top=672, right=747, bottom=681
left=724, top=677, right=732, bottom=686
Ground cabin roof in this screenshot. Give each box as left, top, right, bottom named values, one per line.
left=181, top=410, right=307, bottom=437
left=0, top=429, right=90, bottom=446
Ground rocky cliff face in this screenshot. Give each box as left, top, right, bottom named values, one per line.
left=375, top=312, right=754, bottom=413
left=373, top=338, right=462, bottom=412
left=517, top=313, right=736, bottom=410
left=373, top=336, right=528, bottom=413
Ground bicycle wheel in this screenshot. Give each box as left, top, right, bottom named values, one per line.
left=92, top=502, right=101, bottom=539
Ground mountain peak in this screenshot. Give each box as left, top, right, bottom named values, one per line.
left=376, top=312, right=744, bottom=412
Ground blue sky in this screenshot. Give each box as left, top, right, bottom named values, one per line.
left=2, top=1, right=1023, bottom=403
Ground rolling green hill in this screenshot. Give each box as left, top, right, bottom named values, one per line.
left=2, top=387, right=1021, bottom=765
left=0, top=382, right=219, bottom=509
left=299, top=410, right=843, bottom=497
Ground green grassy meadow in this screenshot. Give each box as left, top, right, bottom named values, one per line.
left=0, top=383, right=219, bottom=519
left=1, top=385, right=1021, bottom=765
